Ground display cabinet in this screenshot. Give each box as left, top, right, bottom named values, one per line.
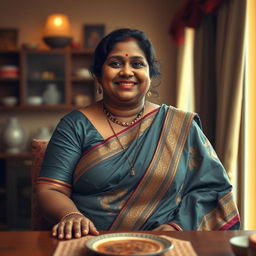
left=0, top=48, right=96, bottom=229
left=0, top=48, right=95, bottom=109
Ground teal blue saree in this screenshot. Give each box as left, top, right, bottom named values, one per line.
left=38, top=104, right=240, bottom=231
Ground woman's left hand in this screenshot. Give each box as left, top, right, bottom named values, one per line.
left=152, top=224, right=176, bottom=231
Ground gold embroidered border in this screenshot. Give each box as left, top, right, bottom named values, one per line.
left=110, top=107, right=195, bottom=230
left=197, top=191, right=238, bottom=230
left=37, top=177, right=72, bottom=192
left=73, top=112, right=157, bottom=184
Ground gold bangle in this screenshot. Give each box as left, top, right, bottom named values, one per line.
left=60, top=211, right=84, bottom=222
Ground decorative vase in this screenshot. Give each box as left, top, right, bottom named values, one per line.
left=43, top=83, right=61, bottom=105
left=2, top=117, right=26, bottom=153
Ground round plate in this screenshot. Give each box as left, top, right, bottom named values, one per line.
left=86, top=233, right=174, bottom=256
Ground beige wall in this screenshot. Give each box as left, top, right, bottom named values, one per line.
left=0, top=0, right=179, bottom=143
left=245, top=0, right=256, bottom=229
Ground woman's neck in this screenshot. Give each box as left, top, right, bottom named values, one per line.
left=101, top=100, right=146, bottom=120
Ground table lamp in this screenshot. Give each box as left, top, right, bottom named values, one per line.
left=43, top=14, right=72, bottom=48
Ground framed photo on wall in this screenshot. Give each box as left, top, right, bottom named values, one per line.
left=0, top=29, right=18, bottom=50
left=83, top=24, right=105, bottom=49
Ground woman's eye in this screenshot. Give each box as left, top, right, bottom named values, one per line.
left=131, top=61, right=145, bottom=69
left=109, top=61, right=122, bottom=68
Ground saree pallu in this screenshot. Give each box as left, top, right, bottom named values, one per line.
left=38, top=105, right=240, bottom=230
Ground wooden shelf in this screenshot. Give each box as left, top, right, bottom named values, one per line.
left=0, top=49, right=19, bottom=54
left=71, top=76, right=94, bottom=82
left=70, top=49, right=94, bottom=55
left=0, top=152, right=32, bottom=159
left=27, top=78, right=64, bottom=83
left=0, top=105, right=75, bottom=110
left=0, top=77, right=20, bottom=81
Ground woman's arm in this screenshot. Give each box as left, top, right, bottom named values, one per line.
left=36, top=112, right=100, bottom=239
left=36, top=183, right=98, bottom=239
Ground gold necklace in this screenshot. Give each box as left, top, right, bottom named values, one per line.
left=105, top=112, right=143, bottom=176
left=103, top=104, right=144, bottom=127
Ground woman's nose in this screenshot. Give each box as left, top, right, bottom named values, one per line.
left=119, top=65, right=134, bottom=77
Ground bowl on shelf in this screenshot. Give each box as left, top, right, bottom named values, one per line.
left=0, top=65, right=19, bottom=78
left=76, top=68, right=91, bottom=79
left=27, top=96, right=43, bottom=106
left=22, top=42, right=39, bottom=50
left=43, top=36, right=72, bottom=48
left=1, top=96, right=18, bottom=106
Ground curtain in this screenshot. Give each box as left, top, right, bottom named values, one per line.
left=170, top=0, right=246, bottom=224
left=214, top=0, right=245, bottom=180
left=172, top=0, right=246, bottom=179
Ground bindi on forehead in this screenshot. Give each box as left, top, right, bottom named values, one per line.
left=125, top=53, right=129, bottom=57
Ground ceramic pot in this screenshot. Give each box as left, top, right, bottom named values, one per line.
left=2, top=117, right=26, bottom=153
left=43, top=83, right=61, bottom=105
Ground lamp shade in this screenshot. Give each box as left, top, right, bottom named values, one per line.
left=43, top=14, right=72, bottom=48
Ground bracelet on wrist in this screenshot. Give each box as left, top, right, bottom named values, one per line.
left=60, top=211, right=84, bottom=222
left=167, top=222, right=183, bottom=231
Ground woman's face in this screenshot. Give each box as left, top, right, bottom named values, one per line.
left=99, top=40, right=151, bottom=107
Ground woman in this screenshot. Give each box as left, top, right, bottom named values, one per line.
left=36, top=28, right=240, bottom=240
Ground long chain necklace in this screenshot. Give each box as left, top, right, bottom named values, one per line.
left=104, top=107, right=144, bottom=176
left=103, top=104, right=144, bottom=127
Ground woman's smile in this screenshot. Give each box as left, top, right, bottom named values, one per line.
left=114, top=80, right=138, bottom=89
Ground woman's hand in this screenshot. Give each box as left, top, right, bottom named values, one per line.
left=152, top=224, right=176, bottom=231
left=52, top=213, right=99, bottom=240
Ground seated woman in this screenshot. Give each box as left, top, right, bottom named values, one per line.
left=36, top=28, right=240, bottom=240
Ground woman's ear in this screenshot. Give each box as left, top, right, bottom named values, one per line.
left=95, top=78, right=103, bottom=94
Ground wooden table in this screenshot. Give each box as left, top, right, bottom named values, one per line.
left=0, top=230, right=255, bottom=256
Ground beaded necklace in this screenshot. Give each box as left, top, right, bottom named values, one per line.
left=103, top=104, right=144, bottom=176
left=103, top=104, right=144, bottom=127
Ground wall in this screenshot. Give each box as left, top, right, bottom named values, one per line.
left=0, top=0, right=179, bottom=142
left=245, top=0, right=256, bottom=230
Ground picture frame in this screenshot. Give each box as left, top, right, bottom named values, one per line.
left=0, top=29, right=18, bottom=50
left=83, top=24, right=105, bottom=49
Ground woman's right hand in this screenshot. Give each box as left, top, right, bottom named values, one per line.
left=52, top=213, right=99, bottom=240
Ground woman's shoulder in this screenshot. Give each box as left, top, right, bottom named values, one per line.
left=78, top=102, right=101, bottom=117
left=61, top=103, right=99, bottom=121
left=59, top=106, right=98, bottom=130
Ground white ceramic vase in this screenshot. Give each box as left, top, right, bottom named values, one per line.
left=2, top=117, right=26, bottom=153
left=43, top=83, right=61, bottom=105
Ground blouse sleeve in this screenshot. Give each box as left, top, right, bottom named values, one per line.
left=168, top=119, right=240, bottom=230
left=39, top=111, right=90, bottom=186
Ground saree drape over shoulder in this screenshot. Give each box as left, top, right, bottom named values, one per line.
left=38, top=104, right=240, bottom=231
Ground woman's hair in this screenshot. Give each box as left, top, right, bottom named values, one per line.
left=91, top=28, right=161, bottom=78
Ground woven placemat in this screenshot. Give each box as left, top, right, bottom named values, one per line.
left=53, top=235, right=197, bottom=256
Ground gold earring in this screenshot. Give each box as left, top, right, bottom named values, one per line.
left=97, top=86, right=103, bottom=94
left=147, top=90, right=152, bottom=97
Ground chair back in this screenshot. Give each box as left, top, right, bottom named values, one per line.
left=31, top=139, right=52, bottom=230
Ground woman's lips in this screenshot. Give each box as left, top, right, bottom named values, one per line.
left=114, top=81, right=137, bottom=89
